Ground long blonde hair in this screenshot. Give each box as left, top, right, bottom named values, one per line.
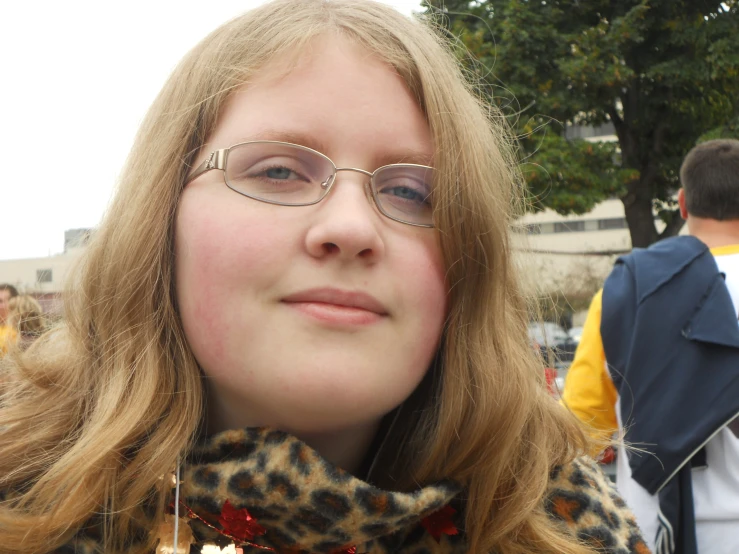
left=0, top=1, right=590, bottom=552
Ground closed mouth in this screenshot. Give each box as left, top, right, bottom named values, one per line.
left=281, top=288, right=388, bottom=316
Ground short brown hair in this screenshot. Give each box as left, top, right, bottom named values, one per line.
left=0, top=284, right=19, bottom=298
left=680, top=139, right=739, bottom=220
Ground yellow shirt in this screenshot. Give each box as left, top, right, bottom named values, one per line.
left=561, top=289, right=618, bottom=443
left=0, top=324, right=18, bottom=355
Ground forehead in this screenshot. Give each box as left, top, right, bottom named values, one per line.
left=207, top=35, right=433, bottom=166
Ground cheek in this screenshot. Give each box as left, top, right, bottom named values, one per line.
left=174, top=190, right=291, bottom=367
left=412, top=256, right=448, bottom=323
left=397, top=236, right=448, bottom=371
left=416, top=232, right=449, bottom=310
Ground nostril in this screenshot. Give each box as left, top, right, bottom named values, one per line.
left=323, top=242, right=339, bottom=254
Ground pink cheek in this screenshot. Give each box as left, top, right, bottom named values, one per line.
left=177, top=194, right=294, bottom=367
left=181, top=246, right=229, bottom=369
left=398, top=243, right=448, bottom=377
left=416, top=240, right=450, bottom=314
left=182, top=194, right=284, bottom=292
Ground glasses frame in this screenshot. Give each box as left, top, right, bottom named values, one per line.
left=185, top=140, right=435, bottom=228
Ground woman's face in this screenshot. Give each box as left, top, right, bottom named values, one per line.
left=175, top=35, right=447, bottom=436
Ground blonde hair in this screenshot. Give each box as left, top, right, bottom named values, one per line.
left=7, top=295, right=46, bottom=338
left=0, top=1, right=590, bottom=552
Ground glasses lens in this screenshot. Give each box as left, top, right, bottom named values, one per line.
left=224, top=142, right=335, bottom=205
left=372, top=165, right=434, bottom=226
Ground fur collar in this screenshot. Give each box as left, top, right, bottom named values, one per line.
left=179, top=427, right=465, bottom=553
left=61, top=427, right=649, bottom=553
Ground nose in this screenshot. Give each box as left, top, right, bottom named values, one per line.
left=304, top=171, right=385, bottom=261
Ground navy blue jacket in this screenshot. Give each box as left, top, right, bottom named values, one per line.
left=601, top=235, right=739, bottom=554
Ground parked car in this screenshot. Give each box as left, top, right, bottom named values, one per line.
left=528, top=321, right=578, bottom=368
left=568, top=325, right=584, bottom=344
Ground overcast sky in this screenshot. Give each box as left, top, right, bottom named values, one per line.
left=0, top=0, right=424, bottom=260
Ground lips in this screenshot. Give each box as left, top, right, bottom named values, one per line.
left=281, top=288, right=388, bottom=316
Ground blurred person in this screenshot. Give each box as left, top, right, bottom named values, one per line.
left=0, top=2, right=647, bottom=553
left=0, top=284, right=19, bottom=355
left=7, top=295, right=47, bottom=350
left=562, top=139, right=739, bottom=554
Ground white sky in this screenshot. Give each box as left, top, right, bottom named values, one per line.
left=0, top=0, right=424, bottom=260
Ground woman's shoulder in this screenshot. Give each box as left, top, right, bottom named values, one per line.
left=545, top=456, right=649, bottom=553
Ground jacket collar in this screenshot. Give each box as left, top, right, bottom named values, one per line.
left=683, top=271, right=739, bottom=348
left=628, top=236, right=708, bottom=304
left=179, top=428, right=463, bottom=553
left=621, top=235, right=739, bottom=348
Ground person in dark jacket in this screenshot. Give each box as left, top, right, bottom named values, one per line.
left=566, top=138, right=739, bottom=554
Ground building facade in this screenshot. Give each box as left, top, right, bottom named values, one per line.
left=516, top=198, right=631, bottom=294
left=0, top=229, right=91, bottom=316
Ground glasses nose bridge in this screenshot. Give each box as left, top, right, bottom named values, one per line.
left=333, top=166, right=373, bottom=180
left=323, top=167, right=376, bottom=208
left=321, top=166, right=372, bottom=190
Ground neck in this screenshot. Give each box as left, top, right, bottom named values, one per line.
left=688, top=216, right=739, bottom=249
left=290, top=422, right=381, bottom=474
left=205, top=385, right=381, bottom=474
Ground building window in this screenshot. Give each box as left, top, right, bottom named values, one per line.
left=598, top=217, right=627, bottom=230
left=525, top=223, right=542, bottom=235
left=583, top=219, right=599, bottom=231
left=553, top=221, right=585, bottom=233
left=37, top=269, right=52, bottom=283
left=539, top=222, right=556, bottom=234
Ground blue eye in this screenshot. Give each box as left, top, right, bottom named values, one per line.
left=378, top=179, right=431, bottom=205
left=265, top=167, right=299, bottom=180
left=385, top=186, right=427, bottom=203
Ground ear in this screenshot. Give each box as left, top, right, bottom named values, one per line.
left=677, top=189, right=688, bottom=220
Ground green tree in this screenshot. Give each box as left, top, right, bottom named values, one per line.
left=424, top=0, right=739, bottom=247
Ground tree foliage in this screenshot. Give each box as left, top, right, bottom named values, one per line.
left=424, top=0, right=739, bottom=246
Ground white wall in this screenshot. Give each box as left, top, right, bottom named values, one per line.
left=514, top=199, right=629, bottom=293
left=0, top=248, right=84, bottom=294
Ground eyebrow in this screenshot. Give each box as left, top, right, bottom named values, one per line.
left=374, top=150, right=433, bottom=168
left=234, top=130, right=434, bottom=168
left=236, top=130, right=331, bottom=156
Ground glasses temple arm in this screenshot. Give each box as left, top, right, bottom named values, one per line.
left=184, top=149, right=227, bottom=185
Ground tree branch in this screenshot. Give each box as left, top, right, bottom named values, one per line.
left=607, top=105, right=624, bottom=139
left=607, top=104, right=623, bottom=127
left=658, top=209, right=686, bottom=240
left=651, top=117, right=668, bottom=157
left=651, top=88, right=672, bottom=157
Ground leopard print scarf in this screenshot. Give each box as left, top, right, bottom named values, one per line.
left=180, top=427, right=465, bottom=553
left=60, top=427, right=649, bottom=553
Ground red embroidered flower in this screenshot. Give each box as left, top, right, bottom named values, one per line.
left=421, top=505, right=459, bottom=543
left=218, top=500, right=267, bottom=542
